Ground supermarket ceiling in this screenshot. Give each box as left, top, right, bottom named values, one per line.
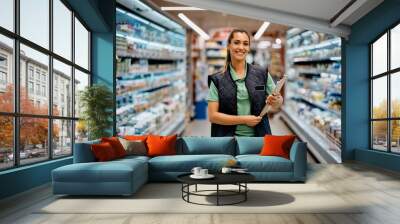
left=160, top=0, right=384, bottom=38
left=149, top=0, right=288, bottom=36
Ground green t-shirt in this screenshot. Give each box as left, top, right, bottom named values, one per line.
left=207, top=64, right=276, bottom=136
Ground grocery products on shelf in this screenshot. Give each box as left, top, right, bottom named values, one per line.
left=116, top=6, right=187, bottom=136
left=206, top=28, right=232, bottom=75
left=283, top=28, right=342, bottom=163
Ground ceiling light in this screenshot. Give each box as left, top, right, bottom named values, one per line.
left=161, top=7, right=204, bottom=11
left=178, top=13, right=210, bottom=40
left=254, top=22, right=270, bottom=40
left=275, top=38, right=281, bottom=44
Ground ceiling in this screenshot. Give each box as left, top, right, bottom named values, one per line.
left=148, top=0, right=289, bottom=37
left=160, top=0, right=384, bottom=38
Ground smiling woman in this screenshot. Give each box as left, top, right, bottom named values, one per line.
left=207, top=29, right=283, bottom=137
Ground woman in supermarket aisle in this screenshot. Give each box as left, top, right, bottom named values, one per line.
left=207, top=29, right=283, bottom=137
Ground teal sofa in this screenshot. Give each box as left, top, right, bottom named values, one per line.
left=52, top=137, right=307, bottom=196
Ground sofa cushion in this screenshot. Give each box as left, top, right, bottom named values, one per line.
left=91, top=142, right=118, bottom=161
left=101, top=137, right=127, bottom=158
left=52, top=159, right=147, bottom=183
left=147, top=135, right=177, bottom=157
left=176, top=137, right=236, bottom=155
left=148, top=154, right=235, bottom=172
left=119, top=138, right=147, bottom=156
left=236, top=155, right=293, bottom=172
left=235, top=137, right=263, bottom=155
left=260, top=135, right=296, bottom=159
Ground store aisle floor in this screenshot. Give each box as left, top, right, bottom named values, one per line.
left=183, top=113, right=317, bottom=163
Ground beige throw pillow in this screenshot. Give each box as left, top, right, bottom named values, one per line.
left=118, top=138, right=147, bottom=156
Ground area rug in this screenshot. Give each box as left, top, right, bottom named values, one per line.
left=37, top=183, right=362, bottom=214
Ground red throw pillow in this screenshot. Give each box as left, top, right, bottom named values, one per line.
left=260, top=135, right=296, bottom=159
left=101, top=137, right=126, bottom=158
left=146, top=135, right=177, bottom=157
left=124, top=135, right=148, bottom=141
left=91, top=142, right=117, bottom=162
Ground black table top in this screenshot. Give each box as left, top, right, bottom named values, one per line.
left=177, top=172, right=255, bottom=185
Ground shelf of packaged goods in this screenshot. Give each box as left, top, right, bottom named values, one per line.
left=117, top=91, right=186, bottom=126
left=293, top=56, right=341, bottom=64
left=117, top=109, right=185, bottom=135
left=206, top=55, right=227, bottom=59
left=116, top=51, right=186, bottom=61
left=206, top=46, right=226, bottom=50
left=296, top=69, right=341, bottom=77
left=117, top=83, right=172, bottom=100
left=116, top=69, right=180, bottom=80
left=286, top=28, right=306, bottom=39
left=286, top=38, right=341, bottom=55
left=280, top=108, right=341, bottom=163
left=208, top=64, right=225, bottom=67
left=117, top=70, right=184, bottom=92
left=291, top=96, right=341, bottom=117
left=158, top=114, right=186, bottom=136
left=116, top=32, right=185, bottom=52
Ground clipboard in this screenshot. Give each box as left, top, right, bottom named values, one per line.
left=259, top=76, right=287, bottom=117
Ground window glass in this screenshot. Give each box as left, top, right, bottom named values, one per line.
left=391, top=120, right=400, bottom=153
left=53, top=0, right=72, bottom=60
left=53, top=119, right=72, bottom=157
left=391, top=24, right=400, bottom=70
left=0, top=35, right=14, bottom=113
left=372, top=76, right=387, bottom=119
left=0, top=0, right=14, bottom=31
left=20, top=44, right=49, bottom=115
left=20, top=0, right=49, bottom=49
left=391, top=72, right=400, bottom=118
left=74, top=18, right=89, bottom=70
left=372, top=121, right=388, bottom=151
left=74, top=69, right=89, bottom=118
left=372, top=34, right=387, bottom=76
left=75, top=120, right=88, bottom=143
left=53, top=59, right=72, bottom=117
left=20, top=117, right=49, bottom=165
left=0, top=116, right=13, bottom=170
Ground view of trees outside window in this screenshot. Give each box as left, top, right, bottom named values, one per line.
left=371, top=24, right=400, bottom=153
left=0, top=0, right=90, bottom=170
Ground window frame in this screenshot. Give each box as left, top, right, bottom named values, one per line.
left=370, top=20, right=400, bottom=154
left=0, top=0, right=92, bottom=171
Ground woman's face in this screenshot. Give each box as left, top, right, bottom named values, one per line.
left=228, top=32, right=250, bottom=62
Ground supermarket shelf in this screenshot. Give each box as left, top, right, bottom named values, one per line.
left=293, top=56, right=341, bottom=64
left=206, top=56, right=226, bottom=59
left=117, top=83, right=171, bottom=99
left=208, top=63, right=225, bottom=67
left=158, top=115, right=185, bottom=135
left=117, top=51, right=185, bottom=60
left=287, top=38, right=341, bottom=54
left=280, top=108, right=341, bottom=163
left=293, top=96, right=341, bottom=117
left=117, top=69, right=180, bottom=80
left=117, top=32, right=185, bottom=51
left=297, top=69, right=340, bottom=76
left=206, top=46, right=226, bottom=50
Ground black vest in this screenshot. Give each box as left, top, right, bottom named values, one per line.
left=209, top=63, right=272, bottom=137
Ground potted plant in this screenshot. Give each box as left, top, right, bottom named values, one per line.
left=79, top=84, right=113, bottom=140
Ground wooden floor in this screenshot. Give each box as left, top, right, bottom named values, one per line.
left=1, top=162, right=400, bottom=224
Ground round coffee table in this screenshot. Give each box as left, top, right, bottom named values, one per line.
left=177, top=173, right=255, bottom=206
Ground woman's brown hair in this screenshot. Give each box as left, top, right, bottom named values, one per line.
left=224, top=29, right=251, bottom=71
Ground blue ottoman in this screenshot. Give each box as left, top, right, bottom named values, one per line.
left=52, top=157, right=148, bottom=196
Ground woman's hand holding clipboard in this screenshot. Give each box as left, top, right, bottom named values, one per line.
left=259, top=76, right=286, bottom=117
